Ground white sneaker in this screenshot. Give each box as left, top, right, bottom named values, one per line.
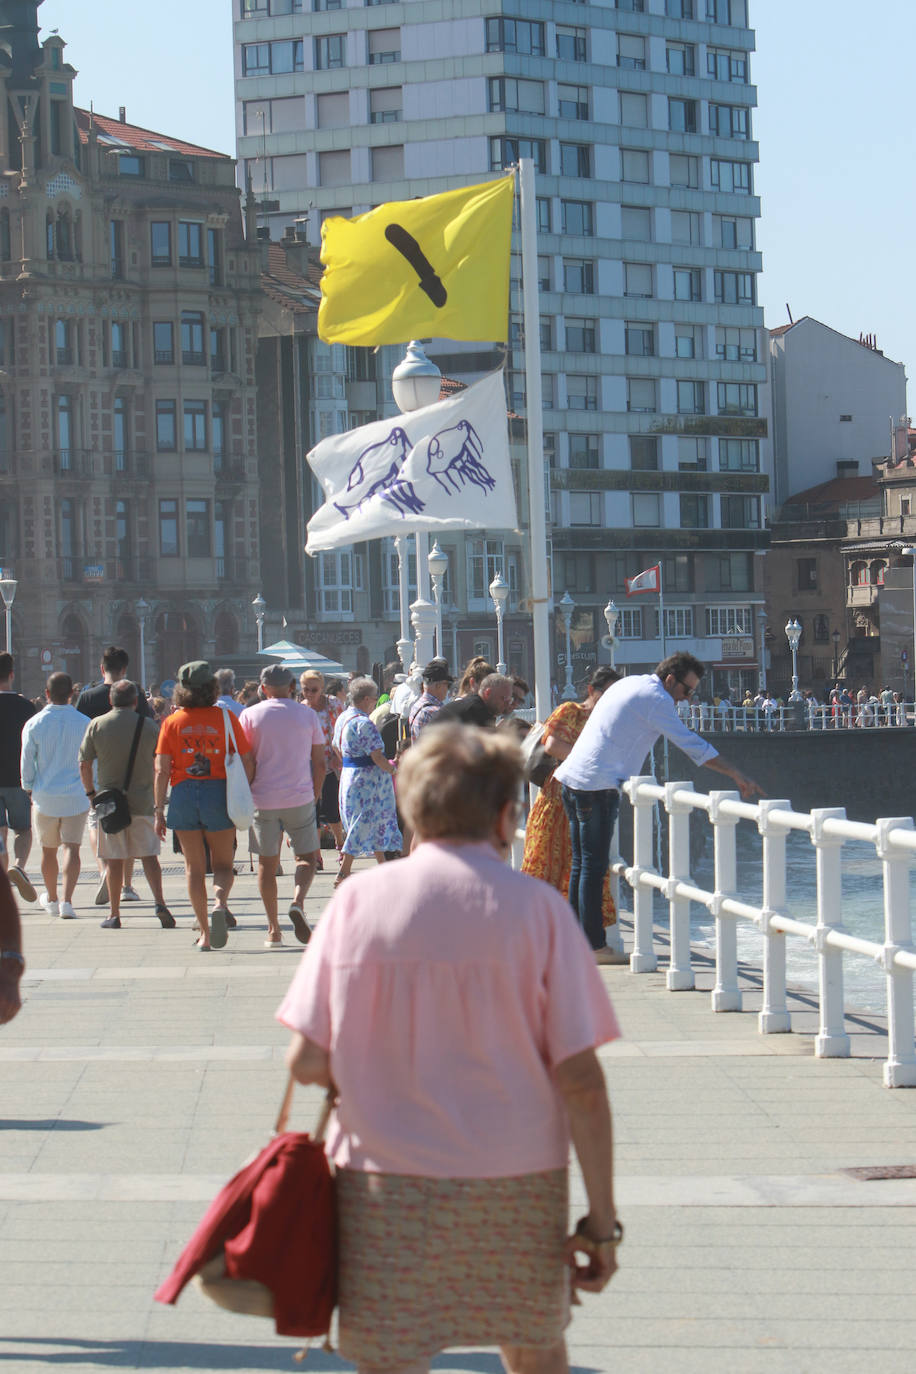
left=59, top=900, right=77, bottom=920
left=121, top=885, right=141, bottom=902
left=38, top=893, right=60, bottom=919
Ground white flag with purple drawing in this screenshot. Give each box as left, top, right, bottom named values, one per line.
left=305, top=370, right=517, bottom=554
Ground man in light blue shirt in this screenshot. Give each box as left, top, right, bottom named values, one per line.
left=555, top=652, right=762, bottom=961
left=20, top=673, right=90, bottom=920
left=215, top=668, right=244, bottom=718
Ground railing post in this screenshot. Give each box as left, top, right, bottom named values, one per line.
left=606, top=814, right=624, bottom=955
left=874, top=817, right=916, bottom=1087
left=757, top=799, right=792, bottom=1033
left=810, top=808, right=851, bottom=1058
left=624, top=776, right=657, bottom=974
left=664, top=781, right=694, bottom=991
left=708, top=790, right=741, bottom=1011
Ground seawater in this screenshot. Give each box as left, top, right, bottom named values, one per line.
left=682, top=825, right=909, bottom=1014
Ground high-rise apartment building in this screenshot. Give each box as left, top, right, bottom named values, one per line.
left=234, top=0, right=770, bottom=694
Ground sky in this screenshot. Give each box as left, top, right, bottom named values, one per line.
left=39, top=0, right=916, bottom=397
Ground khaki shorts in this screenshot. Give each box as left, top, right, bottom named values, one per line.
left=250, top=802, right=318, bottom=858
left=35, top=809, right=88, bottom=848
left=98, top=815, right=160, bottom=861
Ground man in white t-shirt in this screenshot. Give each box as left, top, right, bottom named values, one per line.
left=241, top=665, right=326, bottom=948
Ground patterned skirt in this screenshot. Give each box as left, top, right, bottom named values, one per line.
left=336, top=1167, right=570, bottom=1369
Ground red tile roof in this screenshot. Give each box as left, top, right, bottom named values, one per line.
left=75, top=108, right=227, bottom=160
left=788, top=474, right=878, bottom=505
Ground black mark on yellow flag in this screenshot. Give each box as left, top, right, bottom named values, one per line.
left=384, top=223, right=448, bottom=308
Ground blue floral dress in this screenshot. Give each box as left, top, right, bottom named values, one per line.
left=339, top=713, right=403, bottom=856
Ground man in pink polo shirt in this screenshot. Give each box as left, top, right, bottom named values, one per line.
left=241, top=664, right=326, bottom=947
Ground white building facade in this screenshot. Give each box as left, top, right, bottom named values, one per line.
left=233, top=0, right=771, bottom=695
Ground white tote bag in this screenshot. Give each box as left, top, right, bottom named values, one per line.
left=221, top=708, right=255, bottom=831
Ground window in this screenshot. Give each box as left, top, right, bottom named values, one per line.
left=159, top=499, right=179, bottom=557
left=621, top=205, right=651, bottom=240
left=210, top=326, right=227, bottom=373
left=153, top=321, right=174, bottom=365
left=212, top=401, right=227, bottom=466
left=314, top=0, right=342, bottom=9
left=667, top=41, right=695, bottom=76
left=559, top=141, right=591, bottom=177
left=485, top=17, right=545, bottom=56
left=620, top=92, right=648, bottom=127
left=624, top=261, right=652, bottom=297
left=110, top=321, right=128, bottom=369
left=707, top=552, right=753, bottom=591
left=680, top=494, right=710, bottom=528
left=797, top=558, right=818, bottom=592
left=671, top=210, right=701, bottom=246
left=710, top=102, right=750, bottom=139
left=630, top=435, right=658, bottom=471
left=617, top=33, right=646, bottom=69
left=561, top=200, right=593, bottom=235
left=242, top=42, right=270, bottom=74
left=709, top=0, right=749, bottom=21
left=677, top=380, right=705, bottom=415
left=567, top=375, right=598, bottom=411
left=315, top=34, right=345, bottom=68
left=109, top=220, right=124, bottom=278
left=706, top=605, right=753, bottom=637
left=669, top=154, right=699, bottom=188
left=566, top=317, right=597, bottom=352
left=719, top=438, right=759, bottom=471
left=664, top=607, right=695, bottom=638
left=675, top=323, right=703, bottom=359
left=720, top=495, right=760, bottom=527
left=716, top=326, right=757, bottom=361
left=562, top=552, right=596, bottom=593
left=633, top=493, right=661, bottom=526
left=318, top=550, right=356, bottom=615
left=715, top=214, right=754, bottom=249
left=468, top=538, right=506, bottom=603
left=115, top=499, right=130, bottom=560
left=707, top=47, right=748, bottom=82
left=557, top=24, right=587, bottom=61
left=536, top=198, right=551, bottom=233
left=569, top=433, right=599, bottom=468
left=667, top=0, right=694, bottom=15
left=186, top=500, right=211, bottom=557
left=510, top=316, right=553, bottom=351
left=119, top=154, right=144, bottom=177
left=181, top=311, right=205, bottom=366
left=316, top=92, right=349, bottom=129
left=491, top=136, right=546, bottom=173
left=711, top=159, right=752, bottom=194
left=183, top=399, right=207, bottom=450
left=617, top=0, right=645, bottom=9
left=372, top=145, right=404, bottom=180
left=169, top=158, right=194, bottom=183
left=150, top=221, right=171, bottom=266
left=714, top=270, right=755, bottom=305
left=625, top=323, right=654, bottom=356
left=56, top=394, right=73, bottom=465
left=368, top=27, right=400, bottom=62
left=557, top=83, right=589, bottom=119
left=669, top=98, right=698, bottom=134
left=678, top=437, right=708, bottom=470
left=717, top=381, right=757, bottom=416
left=813, top=613, right=830, bottom=642
left=320, top=149, right=351, bottom=186
left=178, top=222, right=204, bottom=267
left=627, top=378, right=656, bottom=413
left=618, top=608, right=643, bottom=638
left=563, top=257, right=594, bottom=293
left=673, top=266, right=702, bottom=301
left=489, top=77, right=546, bottom=114
left=568, top=490, right=602, bottom=526
left=156, top=400, right=176, bottom=451
left=55, top=319, right=74, bottom=366
left=208, top=227, right=222, bottom=287
left=0, top=320, right=13, bottom=368
left=621, top=148, right=650, bottom=184
left=370, top=87, right=401, bottom=123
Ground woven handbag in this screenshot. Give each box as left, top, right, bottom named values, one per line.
left=221, top=707, right=255, bottom=830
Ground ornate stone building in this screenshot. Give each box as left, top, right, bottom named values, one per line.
left=0, top=1, right=263, bottom=693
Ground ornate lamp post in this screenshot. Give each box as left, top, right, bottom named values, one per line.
left=392, top=341, right=441, bottom=670
left=0, top=577, right=17, bottom=653
left=252, top=593, right=266, bottom=653
left=393, top=534, right=412, bottom=676
left=603, top=598, right=619, bottom=669
left=489, top=571, right=509, bottom=675
left=559, top=590, right=577, bottom=701
left=784, top=617, right=803, bottom=702
left=135, top=596, right=149, bottom=691
left=427, top=541, right=448, bottom=660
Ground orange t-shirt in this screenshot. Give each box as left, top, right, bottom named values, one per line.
left=155, top=707, right=251, bottom=788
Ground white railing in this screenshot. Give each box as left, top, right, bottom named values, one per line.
left=686, top=703, right=913, bottom=733
left=610, top=777, right=916, bottom=1088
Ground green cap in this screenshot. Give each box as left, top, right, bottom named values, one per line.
left=177, top=660, right=213, bottom=688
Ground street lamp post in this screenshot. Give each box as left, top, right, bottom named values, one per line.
left=392, top=341, right=441, bottom=670
left=252, top=593, right=266, bottom=653
left=489, top=571, right=509, bottom=676
left=393, top=534, right=412, bottom=677
left=427, top=541, right=448, bottom=660
left=757, top=607, right=767, bottom=691
left=785, top=617, right=803, bottom=702
left=603, top=599, right=619, bottom=670
left=900, top=547, right=916, bottom=702
left=0, top=577, right=16, bottom=653
left=559, top=590, right=576, bottom=701
left=832, top=627, right=840, bottom=683
left=135, top=596, right=149, bottom=691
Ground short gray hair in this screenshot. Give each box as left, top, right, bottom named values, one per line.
left=110, top=678, right=138, bottom=708
left=215, top=668, right=236, bottom=693
left=479, top=673, right=513, bottom=697
left=349, top=675, right=379, bottom=707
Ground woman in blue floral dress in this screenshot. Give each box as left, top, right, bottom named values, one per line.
left=337, top=677, right=402, bottom=885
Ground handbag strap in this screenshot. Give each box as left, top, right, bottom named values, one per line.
left=221, top=706, right=239, bottom=758
left=122, top=714, right=145, bottom=792
left=275, top=1072, right=335, bottom=1143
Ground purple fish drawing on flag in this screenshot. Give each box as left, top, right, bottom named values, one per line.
left=333, top=427, right=426, bottom=520
left=426, top=421, right=495, bottom=496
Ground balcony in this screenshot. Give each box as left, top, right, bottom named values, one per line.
left=53, top=448, right=97, bottom=477
left=214, top=457, right=247, bottom=484
left=181, top=350, right=206, bottom=367
left=57, top=557, right=153, bottom=585
left=111, top=449, right=151, bottom=478
left=847, top=583, right=881, bottom=608
left=154, top=349, right=175, bottom=365
left=111, top=349, right=128, bottom=369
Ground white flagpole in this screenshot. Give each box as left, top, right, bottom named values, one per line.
left=658, top=561, right=666, bottom=662
left=518, top=158, right=551, bottom=721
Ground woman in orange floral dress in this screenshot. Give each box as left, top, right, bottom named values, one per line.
left=522, top=667, right=619, bottom=928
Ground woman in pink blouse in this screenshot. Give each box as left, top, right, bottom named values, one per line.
left=278, top=724, right=622, bottom=1374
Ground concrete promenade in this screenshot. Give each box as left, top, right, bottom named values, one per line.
left=2, top=841, right=916, bottom=1373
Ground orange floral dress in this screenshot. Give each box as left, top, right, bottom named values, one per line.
left=521, top=701, right=616, bottom=927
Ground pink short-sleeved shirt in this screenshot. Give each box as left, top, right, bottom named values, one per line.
left=276, top=841, right=621, bottom=1178
left=240, top=698, right=325, bottom=810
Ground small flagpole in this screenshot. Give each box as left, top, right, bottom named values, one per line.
left=518, top=158, right=551, bottom=722
left=658, top=562, right=669, bottom=783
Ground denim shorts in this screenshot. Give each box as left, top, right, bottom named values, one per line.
left=166, top=778, right=233, bottom=833
left=0, top=786, right=31, bottom=833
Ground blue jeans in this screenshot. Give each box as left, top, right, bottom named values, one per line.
left=561, top=785, right=620, bottom=951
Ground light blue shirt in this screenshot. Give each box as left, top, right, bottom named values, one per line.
left=20, top=703, right=91, bottom=817
left=555, top=673, right=719, bottom=793
left=217, top=693, right=244, bottom=718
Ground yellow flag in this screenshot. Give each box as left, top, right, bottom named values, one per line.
left=318, top=175, right=514, bottom=346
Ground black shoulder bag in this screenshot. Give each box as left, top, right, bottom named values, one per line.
left=94, top=716, right=145, bottom=835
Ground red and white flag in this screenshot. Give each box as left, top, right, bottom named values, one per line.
left=625, top=564, right=660, bottom=597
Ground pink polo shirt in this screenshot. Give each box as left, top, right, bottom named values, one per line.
left=240, top=698, right=325, bottom=810
left=276, top=841, right=621, bottom=1178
